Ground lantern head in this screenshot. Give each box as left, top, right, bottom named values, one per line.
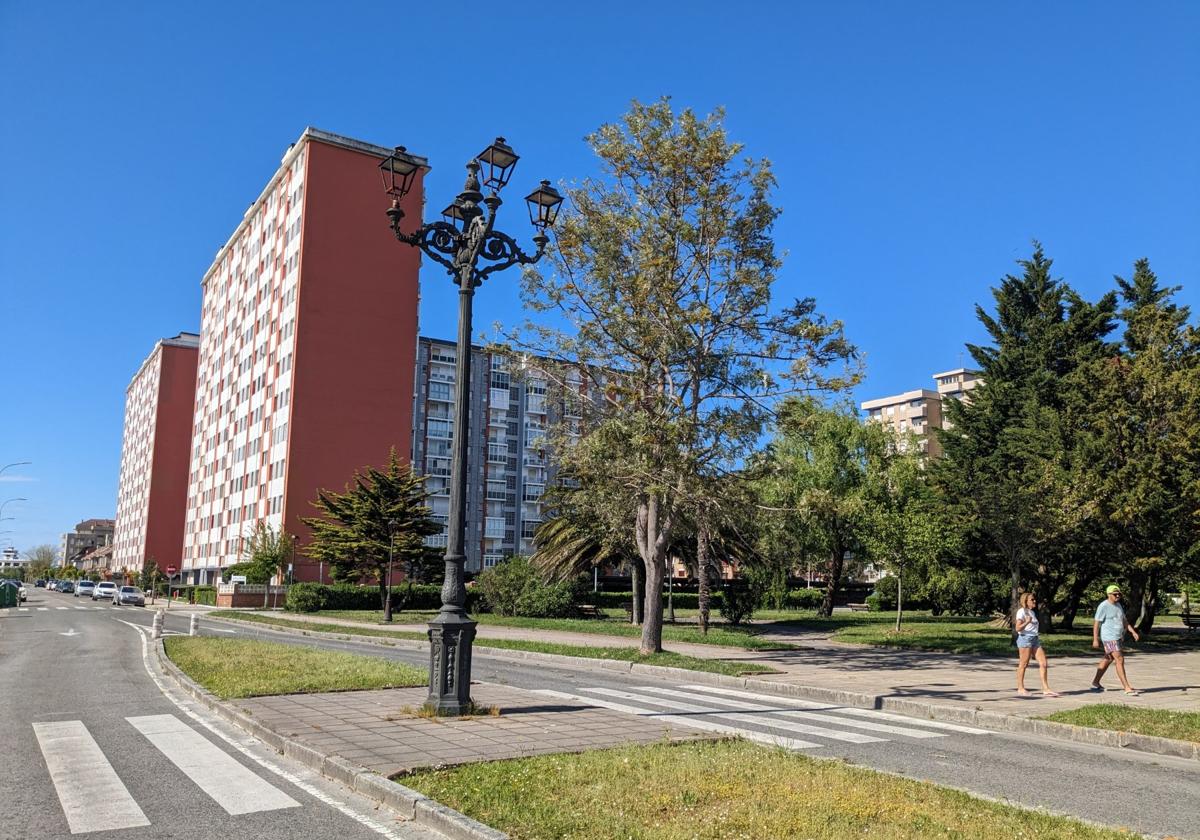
left=525, top=180, right=564, bottom=229
left=476, top=137, right=519, bottom=190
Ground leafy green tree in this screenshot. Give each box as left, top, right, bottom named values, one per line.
left=301, top=449, right=440, bottom=614
left=1080, top=260, right=1200, bottom=631
left=936, top=245, right=1116, bottom=624
left=503, top=98, right=856, bottom=653
left=224, top=520, right=294, bottom=585
left=861, top=433, right=957, bottom=630
left=755, top=398, right=880, bottom=617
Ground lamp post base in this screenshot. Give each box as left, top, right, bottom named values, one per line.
left=426, top=607, right=477, bottom=715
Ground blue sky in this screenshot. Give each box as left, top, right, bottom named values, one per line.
left=1, top=2, right=1197, bottom=553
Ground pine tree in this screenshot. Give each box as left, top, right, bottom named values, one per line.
left=301, top=449, right=441, bottom=613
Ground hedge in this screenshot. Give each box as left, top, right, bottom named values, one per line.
left=285, top=582, right=482, bottom=614
left=194, top=586, right=216, bottom=606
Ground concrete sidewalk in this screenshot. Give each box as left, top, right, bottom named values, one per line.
left=248, top=610, right=1200, bottom=719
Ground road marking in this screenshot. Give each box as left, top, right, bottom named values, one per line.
left=117, top=622, right=412, bottom=838
left=60, top=628, right=79, bottom=637
left=56, top=606, right=68, bottom=610
left=37, top=607, right=48, bottom=611
left=74, top=606, right=88, bottom=610
left=656, top=685, right=945, bottom=738
left=18, top=607, right=28, bottom=611
left=127, top=714, right=300, bottom=815
left=33, top=720, right=150, bottom=834
left=584, top=686, right=885, bottom=743
left=532, top=688, right=820, bottom=750
left=680, top=685, right=993, bottom=735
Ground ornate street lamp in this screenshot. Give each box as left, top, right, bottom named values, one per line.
left=380, top=137, right=562, bottom=715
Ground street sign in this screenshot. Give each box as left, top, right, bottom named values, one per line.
left=230, top=575, right=247, bottom=584
left=166, top=566, right=177, bottom=576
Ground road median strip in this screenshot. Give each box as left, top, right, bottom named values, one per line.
left=203, top=611, right=1200, bottom=763
left=150, top=633, right=508, bottom=840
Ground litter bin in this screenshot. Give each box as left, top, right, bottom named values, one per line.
left=0, top=584, right=16, bottom=608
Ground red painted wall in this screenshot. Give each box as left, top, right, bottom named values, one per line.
left=144, top=343, right=199, bottom=575
left=283, top=138, right=424, bottom=582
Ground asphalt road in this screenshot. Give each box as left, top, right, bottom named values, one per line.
left=5, top=592, right=1198, bottom=839
left=0, top=589, right=443, bottom=840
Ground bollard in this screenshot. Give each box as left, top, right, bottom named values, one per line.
left=152, top=612, right=163, bottom=640
left=189, top=613, right=198, bottom=637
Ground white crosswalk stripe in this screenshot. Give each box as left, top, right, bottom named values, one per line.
left=37, top=607, right=48, bottom=611
left=680, top=685, right=994, bottom=735
left=638, top=685, right=946, bottom=739
left=18, top=607, right=28, bottom=611
left=33, top=721, right=150, bottom=834
left=128, top=714, right=300, bottom=814
left=584, top=686, right=885, bottom=743
left=533, top=688, right=821, bottom=750
left=545, top=684, right=994, bottom=751
left=56, top=606, right=68, bottom=610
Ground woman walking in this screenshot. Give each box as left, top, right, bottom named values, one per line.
left=1015, top=592, right=1060, bottom=697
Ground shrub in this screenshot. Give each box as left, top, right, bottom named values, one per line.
left=193, top=586, right=217, bottom=606
left=284, top=581, right=482, bottom=613
left=286, top=582, right=327, bottom=612
left=720, top=581, right=760, bottom=625
left=919, top=568, right=1005, bottom=617
left=477, top=557, right=582, bottom=618
left=864, top=593, right=882, bottom=611
left=784, top=588, right=823, bottom=610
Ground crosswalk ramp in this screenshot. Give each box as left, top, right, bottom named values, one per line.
left=34, top=714, right=299, bottom=834
left=533, top=684, right=991, bottom=751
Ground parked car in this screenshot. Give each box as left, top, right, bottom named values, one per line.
left=59, top=580, right=75, bottom=594
left=47, top=580, right=58, bottom=591
left=75, top=581, right=97, bottom=598
left=93, top=582, right=117, bottom=601
left=114, top=586, right=145, bottom=607
left=35, top=579, right=46, bottom=588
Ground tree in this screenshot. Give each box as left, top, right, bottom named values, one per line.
left=224, top=520, right=294, bottom=585
left=935, top=245, right=1116, bottom=624
left=301, top=449, right=441, bottom=613
left=755, top=398, right=880, bottom=617
left=861, top=433, right=956, bottom=630
left=1081, top=260, right=1200, bottom=632
left=24, top=544, right=58, bottom=570
left=503, top=98, right=856, bottom=653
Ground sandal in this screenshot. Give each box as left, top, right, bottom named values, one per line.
left=1042, top=691, right=1061, bottom=697
left=1124, top=689, right=1140, bottom=696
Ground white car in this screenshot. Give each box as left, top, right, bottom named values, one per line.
left=93, top=582, right=117, bottom=601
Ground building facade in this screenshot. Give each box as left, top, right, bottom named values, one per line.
left=861, top=367, right=983, bottom=456
left=112, top=332, right=200, bottom=577
left=180, top=128, right=425, bottom=585
left=60, top=519, right=115, bottom=568
left=410, top=338, right=582, bottom=572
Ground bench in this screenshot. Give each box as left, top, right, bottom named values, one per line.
left=576, top=604, right=603, bottom=619
left=847, top=603, right=870, bottom=612
left=1182, top=611, right=1200, bottom=631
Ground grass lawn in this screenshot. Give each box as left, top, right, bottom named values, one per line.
left=163, top=636, right=426, bottom=699
left=316, top=609, right=797, bottom=651
left=208, top=611, right=775, bottom=677
left=1042, top=705, right=1200, bottom=744
left=402, top=739, right=1127, bottom=840
left=759, top=612, right=1200, bottom=657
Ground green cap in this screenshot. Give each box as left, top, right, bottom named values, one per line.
left=1105, top=584, right=1122, bottom=595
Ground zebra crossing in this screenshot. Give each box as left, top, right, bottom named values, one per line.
left=533, top=683, right=991, bottom=751
left=33, top=713, right=299, bottom=834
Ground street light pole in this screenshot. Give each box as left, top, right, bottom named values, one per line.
left=379, top=139, right=563, bottom=715
left=0, top=498, right=27, bottom=520
left=384, top=517, right=397, bottom=623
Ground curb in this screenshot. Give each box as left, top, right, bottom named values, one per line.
left=201, top=613, right=1200, bottom=763
left=152, top=637, right=507, bottom=840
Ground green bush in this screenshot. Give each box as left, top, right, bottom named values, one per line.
left=784, top=588, right=823, bottom=610
left=286, top=582, right=326, bottom=612
left=919, top=568, right=1005, bottom=617
left=284, top=581, right=482, bottom=614
left=864, top=593, right=882, bottom=611
left=719, top=581, right=760, bottom=625
left=193, top=586, right=217, bottom=606
left=477, top=557, right=582, bottom=618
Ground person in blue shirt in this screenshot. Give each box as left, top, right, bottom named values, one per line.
left=1091, top=584, right=1141, bottom=695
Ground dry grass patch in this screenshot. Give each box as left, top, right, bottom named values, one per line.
left=403, top=739, right=1129, bottom=840
left=164, top=636, right=426, bottom=699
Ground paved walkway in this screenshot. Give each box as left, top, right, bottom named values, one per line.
left=250, top=610, right=1200, bottom=719
left=236, top=683, right=710, bottom=777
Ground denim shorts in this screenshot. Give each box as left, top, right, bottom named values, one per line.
left=1016, top=635, right=1040, bottom=650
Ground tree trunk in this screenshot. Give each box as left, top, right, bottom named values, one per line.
left=1006, top=552, right=1021, bottom=629
left=1135, top=570, right=1159, bottom=635
left=819, top=538, right=844, bottom=618
left=378, top=578, right=388, bottom=613
left=1057, top=574, right=1091, bottom=630
left=697, top=525, right=711, bottom=636
left=636, top=494, right=669, bottom=654
left=894, top=559, right=904, bottom=632
left=667, top=563, right=675, bottom=623
left=630, top=561, right=643, bottom=625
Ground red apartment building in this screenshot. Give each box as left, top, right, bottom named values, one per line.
left=180, top=128, right=425, bottom=584
left=112, top=333, right=200, bottom=576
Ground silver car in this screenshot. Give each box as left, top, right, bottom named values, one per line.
left=93, top=582, right=117, bottom=601
left=114, top=586, right=145, bottom=607
left=75, top=580, right=97, bottom=598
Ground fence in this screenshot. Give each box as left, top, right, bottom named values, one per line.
left=215, top=583, right=288, bottom=609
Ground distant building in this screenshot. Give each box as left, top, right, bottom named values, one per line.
left=861, top=367, right=983, bottom=456
left=60, top=519, right=115, bottom=568
left=410, top=337, right=586, bottom=572
left=1, top=546, right=27, bottom=572
left=180, top=128, right=425, bottom=585
left=861, top=389, right=944, bottom=456
left=112, top=332, right=200, bottom=577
